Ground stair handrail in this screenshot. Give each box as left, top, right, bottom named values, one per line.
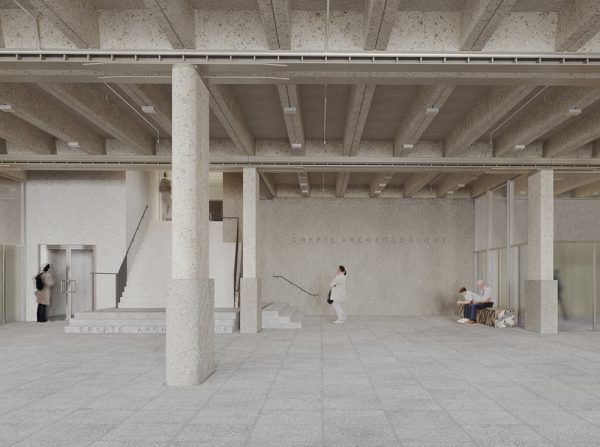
left=223, top=217, right=242, bottom=308
left=273, top=275, right=319, bottom=297
left=91, top=204, right=149, bottom=308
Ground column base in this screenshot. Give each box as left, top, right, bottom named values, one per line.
left=166, top=278, right=215, bottom=386
left=523, top=280, right=558, bottom=334
left=240, top=277, right=261, bottom=334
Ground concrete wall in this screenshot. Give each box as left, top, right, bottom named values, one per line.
left=24, top=171, right=127, bottom=320
left=258, top=197, right=474, bottom=316
left=125, top=171, right=158, bottom=272
left=0, top=178, right=21, bottom=246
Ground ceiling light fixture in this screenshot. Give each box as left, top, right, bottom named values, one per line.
left=425, top=107, right=439, bottom=115
left=291, top=143, right=302, bottom=150
left=284, top=106, right=297, bottom=115
left=141, top=105, right=156, bottom=114
left=567, top=107, right=581, bottom=116
left=67, top=141, right=80, bottom=148
left=447, top=190, right=455, bottom=195
left=514, top=144, right=526, bottom=150
left=0, top=104, right=13, bottom=112
left=403, top=143, right=414, bottom=150
left=457, top=183, right=466, bottom=188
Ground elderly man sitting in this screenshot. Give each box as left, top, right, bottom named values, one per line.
left=456, top=280, right=494, bottom=325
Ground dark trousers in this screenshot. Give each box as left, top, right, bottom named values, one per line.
left=37, top=303, right=47, bottom=322
left=463, top=302, right=493, bottom=321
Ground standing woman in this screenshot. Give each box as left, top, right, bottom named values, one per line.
left=34, top=264, right=54, bottom=323
left=329, top=265, right=347, bottom=323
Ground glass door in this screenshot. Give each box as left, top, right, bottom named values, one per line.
left=45, top=245, right=95, bottom=321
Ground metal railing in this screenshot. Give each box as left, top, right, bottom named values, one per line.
left=223, top=217, right=242, bottom=308
left=91, top=204, right=149, bottom=308
left=273, top=275, right=319, bottom=297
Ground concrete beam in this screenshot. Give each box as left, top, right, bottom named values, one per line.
left=142, top=0, right=195, bottom=49
left=0, top=112, right=54, bottom=154
left=445, top=85, right=535, bottom=157
left=470, top=173, right=515, bottom=198
left=0, top=83, right=104, bottom=155
left=460, top=0, right=517, bottom=51
left=369, top=172, right=394, bottom=197
left=28, top=0, right=99, bottom=48
left=277, top=84, right=305, bottom=154
left=38, top=83, right=155, bottom=155
left=257, top=0, right=292, bottom=50
left=297, top=171, right=310, bottom=197
left=544, top=107, right=600, bottom=158
left=207, top=85, right=255, bottom=156
left=335, top=172, right=351, bottom=198
left=117, top=84, right=172, bottom=137
left=394, top=85, right=454, bottom=156
left=258, top=171, right=276, bottom=199
left=343, top=84, right=376, bottom=156
left=574, top=179, right=600, bottom=198
left=554, top=174, right=600, bottom=195
left=594, top=140, right=600, bottom=158
left=436, top=173, right=480, bottom=198
left=495, top=87, right=600, bottom=156
left=364, top=0, right=400, bottom=51
left=403, top=172, right=437, bottom=198
left=556, top=0, right=600, bottom=51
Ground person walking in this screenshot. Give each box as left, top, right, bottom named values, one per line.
left=329, top=265, right=347, bottom=324
left=34, top=264, right=54, bottom=323
left=159, top=172, right=172, bottom=221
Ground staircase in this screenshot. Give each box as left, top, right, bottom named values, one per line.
left=119, top=220, right=237, bottom=309
left=262, top=302, right=305, bottom=329
left=65, top=308, right=240, bottom=334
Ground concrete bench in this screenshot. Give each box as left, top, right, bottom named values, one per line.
left=456, top=304, right=503, bottom=327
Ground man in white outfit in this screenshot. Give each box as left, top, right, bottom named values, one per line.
left=329, top=265, right=347, bottom=323
left=457, top=280, right=494, bottom=324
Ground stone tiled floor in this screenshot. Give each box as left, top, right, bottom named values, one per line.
left=1, top=317, right=600, bottom=446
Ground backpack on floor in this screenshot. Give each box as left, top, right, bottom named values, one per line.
left=35, top=274, right=44, bottom=291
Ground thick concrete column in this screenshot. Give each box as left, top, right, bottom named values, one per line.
left=524, top=170, right=558, bottom=334
left=240, top=167, right=261, bottom=333
left=166, top=64, right=214, bottom=386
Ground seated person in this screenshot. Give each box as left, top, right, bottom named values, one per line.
left=457, top=280, right=494, bottom=325
left=456, top=286, right=481, bottom=324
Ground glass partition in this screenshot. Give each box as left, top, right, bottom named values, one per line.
left=555, top=242, right=594, bottom=332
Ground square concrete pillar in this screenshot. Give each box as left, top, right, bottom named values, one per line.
left=524, top=170, right=558, bottom=334
left=166, top=64, right=214, bottom=385
left=241, top=167, right=261, bottom=333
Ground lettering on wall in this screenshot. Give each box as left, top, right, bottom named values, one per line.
left=291, top=235, right=448, bottom=246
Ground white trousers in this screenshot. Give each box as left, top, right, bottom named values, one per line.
left=331, top=301, right=345, bottom=320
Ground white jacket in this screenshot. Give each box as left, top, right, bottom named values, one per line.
left=330, top=274, right=346, bottom=302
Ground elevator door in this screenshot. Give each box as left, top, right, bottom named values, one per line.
left=46, top=246, right=94, bottom=320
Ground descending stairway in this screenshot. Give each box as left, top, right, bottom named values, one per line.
left=262, top=302, right=305, bottom=329
left=65, top=308, right=240, bottom=334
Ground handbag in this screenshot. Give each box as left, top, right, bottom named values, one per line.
left=327, top=289, right=333, bottom=305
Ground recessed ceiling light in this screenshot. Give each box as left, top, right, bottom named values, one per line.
left=141, top=105, right=155, bottom=114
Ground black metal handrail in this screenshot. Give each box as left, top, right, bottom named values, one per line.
left=273, top=275, right=319, bottom=297
left=223, top=217, right=242, bottom=308
left=91, top=204, right=149, bottom=308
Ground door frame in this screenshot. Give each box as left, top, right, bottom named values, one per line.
left=40, top=244, right=96, bottom=320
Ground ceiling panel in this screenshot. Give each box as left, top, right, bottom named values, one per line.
left=362, top=85, right=419, bottom=141
left=231, top=84, right=287, bottom=140
left=301, top=84, right=350, bottom=141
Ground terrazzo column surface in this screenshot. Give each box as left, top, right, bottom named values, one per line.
left=166, top=63, right=214, bottom=386
left=241, top=167, right=261, bottom=333
left=525, top=170, right=558, bottom=334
